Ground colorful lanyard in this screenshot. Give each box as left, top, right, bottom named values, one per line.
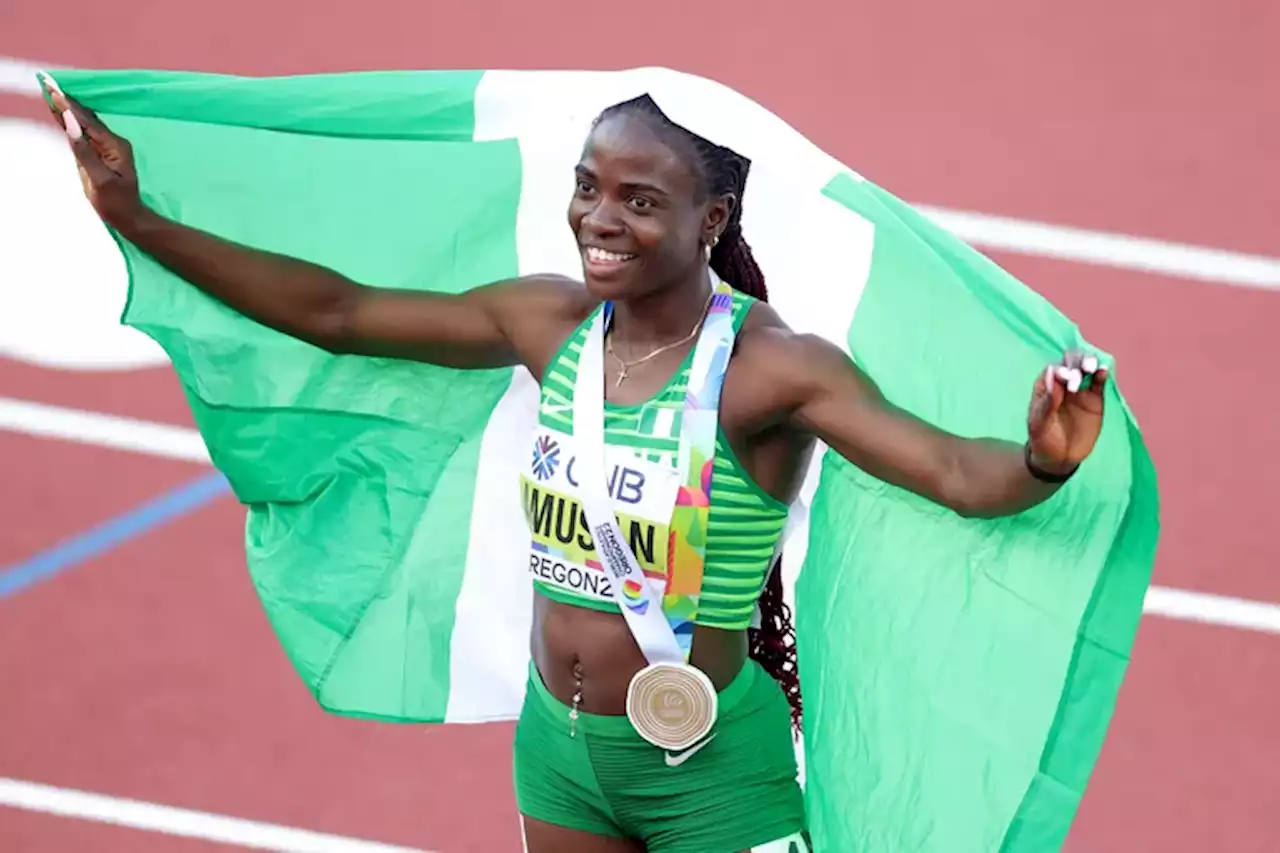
left=578, top=274, right=738, bottom=662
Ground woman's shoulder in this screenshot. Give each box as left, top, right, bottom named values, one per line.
left=510, top=273, right=599, bottom=319
left=502, top=274, right=600, bottom=380
left=729, top=301, right=850, bottom=407
left=732, top=299, right=796, bottom=361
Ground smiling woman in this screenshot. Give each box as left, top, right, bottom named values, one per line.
left=33, top=66, right=1157, bottom=853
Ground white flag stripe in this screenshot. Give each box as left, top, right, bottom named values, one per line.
left=446, top=368, right=542, bottom=721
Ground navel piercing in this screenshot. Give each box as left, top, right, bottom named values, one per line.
left=569, top=662, right=584, bottom=737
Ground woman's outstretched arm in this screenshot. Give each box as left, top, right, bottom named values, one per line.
left=46, top=84, right=586, bottom=371
left=740, top=315, right=1106, bottom=519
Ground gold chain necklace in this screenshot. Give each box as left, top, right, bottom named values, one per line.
left=606, top=288, right=715, bottom=389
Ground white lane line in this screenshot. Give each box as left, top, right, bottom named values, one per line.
left=2, top=55, right=1280, bottom=291
left=0, top=778, right=435, bottom=853
left=0, top=55, right=50, bottom=97
left=917, top=205, right=1280, bottom=291
left=0, top=396, right=210, bottom=463
left=4, top=396, right=1279, bottom=636
left=1143, top=587, right=1280, bottom=635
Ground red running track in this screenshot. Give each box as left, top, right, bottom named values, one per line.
left=2, top=1, right=1278, bottom=851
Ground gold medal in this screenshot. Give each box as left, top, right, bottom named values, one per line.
left=625, top=661, right=718, bottom=750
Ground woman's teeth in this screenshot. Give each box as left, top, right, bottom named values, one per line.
left=585, top=247, right=636, bottom=263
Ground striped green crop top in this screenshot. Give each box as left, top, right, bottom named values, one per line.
left=518, top=289, right=789, bottom=630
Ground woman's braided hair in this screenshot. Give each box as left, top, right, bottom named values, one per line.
left=594, top=95, right=803, bottom=733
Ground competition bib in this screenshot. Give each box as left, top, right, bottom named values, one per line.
left=521, top=429, right=679, bottom=605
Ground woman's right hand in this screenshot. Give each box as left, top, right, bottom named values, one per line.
left=41, top=74, right=144, bottom=230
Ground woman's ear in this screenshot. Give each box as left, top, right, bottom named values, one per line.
left=703, top=192, right=736, bottom=246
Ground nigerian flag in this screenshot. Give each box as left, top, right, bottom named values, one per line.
left=44, top=67, right=1159, bottom=852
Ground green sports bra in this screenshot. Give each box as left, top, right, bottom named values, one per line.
left=519, top=289, right=789, bottom=630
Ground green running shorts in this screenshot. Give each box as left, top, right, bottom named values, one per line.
left=513, top=657, right=809, bottom=853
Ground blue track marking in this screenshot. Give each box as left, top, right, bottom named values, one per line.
left=0, top=471, right=232, bottom=599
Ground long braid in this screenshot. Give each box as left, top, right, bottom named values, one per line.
left=708, top=199, right=804, bottom=738
left=598, top=96, right=804, bottom=733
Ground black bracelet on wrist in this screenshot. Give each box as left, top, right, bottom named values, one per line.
left=1024, top=442, right=1078, bottom=484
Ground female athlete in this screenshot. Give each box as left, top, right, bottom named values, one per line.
left=47, top=84, right=1106, bottom=853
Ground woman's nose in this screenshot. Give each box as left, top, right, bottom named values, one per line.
left=580, top=199, right=625, bottom=235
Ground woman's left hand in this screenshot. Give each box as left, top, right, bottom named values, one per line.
left=1026, top=349, right=1108, bottom=472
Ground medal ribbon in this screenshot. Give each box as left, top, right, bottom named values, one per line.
left=573, top=273, right=737, bottom=664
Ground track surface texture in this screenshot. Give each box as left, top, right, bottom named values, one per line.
left=2, top=1, right=1278, bottom=851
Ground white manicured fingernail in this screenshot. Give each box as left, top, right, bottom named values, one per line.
left=1044, top=366, right=1055, bottom=387
left=63, top=109, right=81, bottom=140
left=1055, top=365, right=1072, bottom=382
left=1082, top=355, right=1099, bottom=373
left=37, top=70, right=64, bottom=96
left=1067, top=369, right=1083, bottom=393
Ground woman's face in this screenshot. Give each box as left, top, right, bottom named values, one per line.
left=567, top=112, right=729, bottom=302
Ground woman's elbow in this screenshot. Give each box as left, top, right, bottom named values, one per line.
left=934, top=463, right=1004, bottom=520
